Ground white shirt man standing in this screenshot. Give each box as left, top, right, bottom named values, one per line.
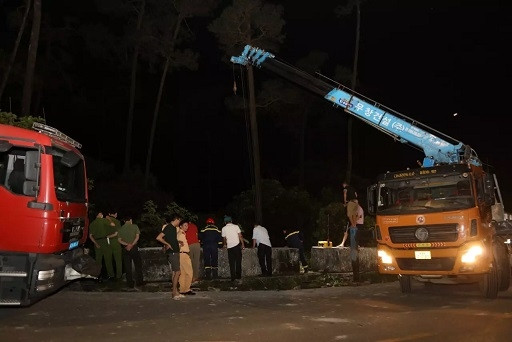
left=221, top=216, right=245, bottom=282
left=252, top=223, right=272, bottom=276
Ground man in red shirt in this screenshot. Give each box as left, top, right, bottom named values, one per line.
left=185, top=220, right=201, bottom=283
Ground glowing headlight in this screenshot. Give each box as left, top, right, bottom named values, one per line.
left=461, top=245, right=484, bottom=263
left=378, top=249, right=393, bottom=264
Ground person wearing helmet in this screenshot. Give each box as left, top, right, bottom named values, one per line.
left=199, top=217, right=222, bottom=279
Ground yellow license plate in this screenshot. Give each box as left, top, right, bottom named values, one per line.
left=414, top=251, right=431, bottom=260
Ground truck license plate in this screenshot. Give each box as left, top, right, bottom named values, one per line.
left=414, top=251, right=431, bottom=259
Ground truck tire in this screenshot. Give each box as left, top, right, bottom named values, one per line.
left=479, top=260, right=498, bottom=299
left=399, top=274, right=412, bottom=293
left=497, top=247, right=511, bottom=291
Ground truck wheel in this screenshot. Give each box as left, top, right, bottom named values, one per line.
left=496, top=246, right=511, bottom=291
left=399, top=274, right=412, bottom=293
left=479, top=260, right=498, bottom=299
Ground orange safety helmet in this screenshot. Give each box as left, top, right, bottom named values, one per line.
left=206, top=218, right=215, bottom=224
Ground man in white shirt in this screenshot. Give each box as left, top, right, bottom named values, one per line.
left=221, top=216, right=245, bottom=282
left=252, top=223, right=272, bottom=276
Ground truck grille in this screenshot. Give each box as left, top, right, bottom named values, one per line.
left=396, top=257, right=456, bottom=271
left=389, top=224, right=458, bottom=243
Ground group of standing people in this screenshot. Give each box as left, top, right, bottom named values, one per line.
left=156, top=214, right=280, bottom=298
left=89, top=208, right=314, bottom=297
left=88, top=210, right=144, bottom=289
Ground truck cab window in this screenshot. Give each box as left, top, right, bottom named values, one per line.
left=51, top=148, right=85, bottom=203
left=0, top=149, right=32, bottom=196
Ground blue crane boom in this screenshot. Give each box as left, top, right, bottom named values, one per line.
left=231, top=45, right=480, bottom=167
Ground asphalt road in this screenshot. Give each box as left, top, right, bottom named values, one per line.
left=1, top=280, right=511, bottom=342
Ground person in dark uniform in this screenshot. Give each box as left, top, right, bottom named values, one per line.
left=199, top=218, right=223, bottom=279
left=283, top=229, right=308, bottom=273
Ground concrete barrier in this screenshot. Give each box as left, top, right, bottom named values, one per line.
left=140, top=247, right=378, bottom=282
left=140, top=247, right=300, bottom=282
left=309, top=247, right=377, bottom=273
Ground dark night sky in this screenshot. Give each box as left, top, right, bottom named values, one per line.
left=1, top=0, right=511, bottom=212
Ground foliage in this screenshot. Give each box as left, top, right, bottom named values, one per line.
left=137, top=199, right=197, bottom=247
left=315, top=202, right=347, bottom=246
left=0, top=111, right=45, bottom=128
left=163, top=202, right=198, bottom=222
left=208, top=0, right=285, bottom=58
left=138, top=200, right=164, bottom=247
left=225, top=179, right=318, bottom=248
left=316, top=201, right=376, bottom=247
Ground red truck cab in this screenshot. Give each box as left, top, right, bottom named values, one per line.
left=0, top=123, right=99, bottom=306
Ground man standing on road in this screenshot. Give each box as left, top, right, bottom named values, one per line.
left=177, top=221, right=195, bottom=295
left=89, top=211, right=115, bottom=280
left=199, top=218, right=223, bottom=280
left=185, top=220, right=201, bottom=283
left=118, top=215, right=144, bottom=289
left=156, top=213, right=184, bottom=300
left=105, top=210, right=123, bottom=280
left=222, top=216, right=245, bottom=282
left=252, top=223, right=272, bottom=276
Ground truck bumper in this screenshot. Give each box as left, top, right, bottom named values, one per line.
left=0, top=248, right=98, bottom=306
left=377, top=242, right=493, bottom=277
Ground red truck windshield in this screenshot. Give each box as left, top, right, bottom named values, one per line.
left=50, top=147, right=86, bottom=203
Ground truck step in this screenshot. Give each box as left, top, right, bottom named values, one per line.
left=0, top=271, right=28, bottom=277
left=0, top=299, right=22, bottom=306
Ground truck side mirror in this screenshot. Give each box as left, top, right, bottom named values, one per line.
left=483, top=173, right=495, bottom=206
left=25, top=151, right=39, bottom=182
left=0, top=140, right=13, bottom=152
left=367, top=184, right=378, bottom=215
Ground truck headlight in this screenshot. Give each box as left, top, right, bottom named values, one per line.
left=378, top=249, right=393, bottom=264
left=461, top=245, right=483, bottom=263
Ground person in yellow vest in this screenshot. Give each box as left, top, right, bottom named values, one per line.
left=177, top=221, right=195, bottom=295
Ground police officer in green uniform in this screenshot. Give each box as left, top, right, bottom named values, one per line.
left=106, top=210, right=123, bottom=280
left=89, top=211, right=115, bottom=279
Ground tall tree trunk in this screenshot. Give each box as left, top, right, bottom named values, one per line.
left=123, top=0, right=145, bottom=174
left=345, top=1, right=361, bottom=184
left=144, top=56, right=170, bottom=188
left=0, top=0, right=32, bottom=105
left=144, top=16, right=183, bottom=188
left=299, top=109, right=308, bottom=189
left=247, top=65, right=263, bottom=223
left=21, top=0, right=41, bottom=116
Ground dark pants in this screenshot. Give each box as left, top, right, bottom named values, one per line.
left=349, top=227, right=360, bottom=282
left=298, top=246, right=308, bottom=271
left=122, top=246, right=143, bottom=287
left=257, top=244, right=272, bottom=276
left=203, top=244, right=219, bottom=279
left=288, top=243, right=309, bottom=271
left=227, top=243, right=242, bottom=281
